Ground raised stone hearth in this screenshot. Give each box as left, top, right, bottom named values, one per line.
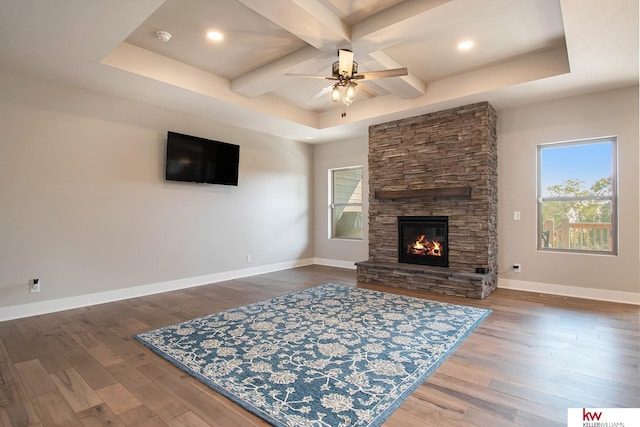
left=355, top=261, right=495, bottom=299
left=356, top=102, right=498, bottom=299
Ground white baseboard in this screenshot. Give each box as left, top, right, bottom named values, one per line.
left=313, top=258, right=358, bottom=270
left=498, top=278, right=640, bottom=305
left=0, top=258, right=315, bottom=322
left=3, top=263, right=636, bottom=322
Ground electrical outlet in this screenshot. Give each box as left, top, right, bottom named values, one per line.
left=513, top=264, right=521, bottom=273
left=247, top=254, right=253, bottom=263
left=30, top=278, right=41, bottom=293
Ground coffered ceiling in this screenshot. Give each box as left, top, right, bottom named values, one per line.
left=0, top=0, right=637, bottom=143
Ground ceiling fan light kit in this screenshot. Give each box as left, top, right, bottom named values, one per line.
left=345, top=82, right=356, bottom=99
left=331, top=81, right=357, bottom=105
left=286, top=49, right=408, bottom=116
left=330, top=85, right=341, bottom=102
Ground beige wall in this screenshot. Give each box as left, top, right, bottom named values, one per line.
left=313, top=138, right=369, bottom=267
left=0, top=71, right=314, bottom=311
left=497, top=86, right=639, bottom=298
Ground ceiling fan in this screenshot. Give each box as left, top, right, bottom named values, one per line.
left=286, top=49, right=408, bottom=115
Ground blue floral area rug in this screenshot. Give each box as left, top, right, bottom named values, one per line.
left=134, top=283, right=491, bottom=427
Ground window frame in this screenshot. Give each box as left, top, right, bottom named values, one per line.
left=536, top=136, right=618, bottom=255
left=329, top=165, right=363, bottom=240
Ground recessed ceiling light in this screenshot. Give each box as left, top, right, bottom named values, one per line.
left=206, top=31, right=224, bottom=42
left=457, top=40, right=474, bottom=50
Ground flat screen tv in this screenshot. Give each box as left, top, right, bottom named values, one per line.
left=165, top=131, right=239, bottom=186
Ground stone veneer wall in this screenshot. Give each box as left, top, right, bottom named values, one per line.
left=356, top=102, right=498, bottom=298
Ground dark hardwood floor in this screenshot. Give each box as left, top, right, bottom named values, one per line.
left=1, top=265, right=638, bottom=426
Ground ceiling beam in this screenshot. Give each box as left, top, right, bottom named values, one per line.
left=237, top=0, right=350, bottom=49
left=231, top=45, right=320, bottom=97
left=101, top=42, right=320, bottom=128
left=368, top=50, right=425, bottom=98
left=351, top=0, right=450, bottom=51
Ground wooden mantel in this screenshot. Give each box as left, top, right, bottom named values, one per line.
left=374, top=186, right=471, bottom=200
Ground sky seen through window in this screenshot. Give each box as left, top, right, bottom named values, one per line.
left=540, top=140, right=613, bottom=196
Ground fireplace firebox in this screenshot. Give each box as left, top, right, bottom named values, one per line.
left=398, top=216, right=448, bottom=267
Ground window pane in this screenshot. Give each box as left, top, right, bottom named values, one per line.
left=331, top=167, right=363, bottom=239
left=540, top=141, right=613, bottom=197
left=333, top=168, right=362, bottom=205
left=538, top=138, right=616, bottom=254
left=333, top=207, right=362, bottom=239
left=540, top=200, right=613, bottom=251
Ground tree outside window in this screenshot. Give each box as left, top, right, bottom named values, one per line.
left=537, top=138, right=617, bottom=254
left=330, top=167, right=363, bottom=239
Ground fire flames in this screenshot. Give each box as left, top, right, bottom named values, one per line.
left=407, top=235, right=442, bottom=257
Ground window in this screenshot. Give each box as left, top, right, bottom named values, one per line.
left=537, top=137, right=617, bottom=254
left=330, top=166, right=363, bottom=239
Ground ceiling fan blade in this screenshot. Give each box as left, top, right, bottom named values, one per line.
left=338, top=49, right=354, bottom=76
left=285, top=73, right=338, bottom=80
left=353, top=67, right=408, bottom=80
left=311, top=84, right=334, bottom=99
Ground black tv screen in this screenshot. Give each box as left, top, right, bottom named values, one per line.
left=165, top=131, right=239, bottom=186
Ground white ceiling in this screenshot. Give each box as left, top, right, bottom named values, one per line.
left=0, top=0, right=637, bottom=143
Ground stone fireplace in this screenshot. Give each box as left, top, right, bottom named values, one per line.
left=356, top=102, right=498, bottom=299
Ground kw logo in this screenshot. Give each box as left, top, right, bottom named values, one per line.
left=583, top=408, right=603, bottom=421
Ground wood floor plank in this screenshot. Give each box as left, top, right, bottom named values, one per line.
left=386, top=405, right=475, bottom=427
left=0, top=323, right=37, bottom=364
left=137, top=360, right=264, bottom=426
left=0, top=265, right=637, bottom=427
left=13, top=359, right=58, bottom=398
left=389, top=391, right=467, bottom=423
left=95, top=383, right=142, bottom=415
left=77, top=403, right=126, bottom=427
left=13, top=318, right=42, bottom=337
left=0, top=340, right=42, bottom=426
left=129, top=381, right=190, bottom=423
left=0, top=360, right=11, bottom=406
left=30, top=313, right=62, bottom=334
left=90, top=327, right=152, bottom=368
left=110, top=316, right=150, bottom=338
left=118, top=404, right=169, bottom=427
left=48, top=328, right=118, bottom=390
left=434, top=356, right=494, bottom=388
left=85, top=343, right=126, bottom=368
left=411, top=384, right=470, bottom=417
left=0, top=406, right=16, bottom=427
left=513, top=409, right=566, bottom=427
left=427, top=375, right=520, bottom=422
left=461, top=405, right=520, bottom=427
left=49, top=367, right=103, bottom=413
left=31, top=330, right=72, bottom=374
left=31, top=391, right=82, bottom=426
left=106, top=362, right=153, bottom=391
left=167, top=410, right=212, bottom=427
left=60, top=321, right=126, bottom=368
